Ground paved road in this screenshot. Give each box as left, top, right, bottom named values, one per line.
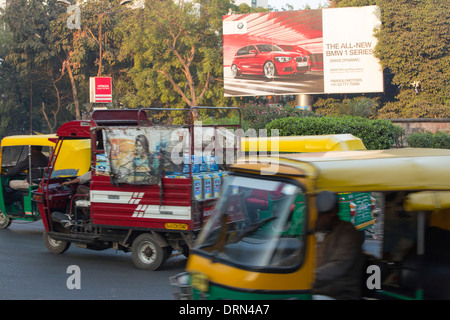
left=0, top=221, right=186, bottom=300
left=0, top=219, right=382, bottom=300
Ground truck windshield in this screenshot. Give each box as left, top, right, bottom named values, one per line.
left=194, top=175, right=307, bottom=271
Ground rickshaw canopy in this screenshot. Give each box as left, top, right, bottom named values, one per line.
left=1, top=134, right=57, bottom=147
left=0, top=134, right=91, bottom=178
left=241, top=134, right=366, bottom=153
left=404, top=191, right=450, bottom=212
left=231, top=148, right=450, bottom=193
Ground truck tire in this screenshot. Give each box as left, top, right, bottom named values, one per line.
left=43, top=232, right=71, bottom=254
left=131, top=233, right=166, bottom=271
left=0, top=211, right=11, bottom=229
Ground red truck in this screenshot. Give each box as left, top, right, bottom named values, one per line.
left=36, top=108, right=240, bottom=270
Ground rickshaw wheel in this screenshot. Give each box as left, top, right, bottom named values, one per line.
left=43, top=232, right=71, bottom=254
left=131, top=233, right=166, bottom=271
left=0, top=211, right=11, bottom=229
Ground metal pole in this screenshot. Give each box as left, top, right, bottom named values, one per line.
left=416, top=211, right=425, bottom=299
left=295, top=94, right=312, bottom=111
left=28, top=145, right=32, bottom=187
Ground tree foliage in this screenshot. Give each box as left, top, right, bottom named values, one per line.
left=329, top=0, right=450, bottom=118
left=117, top=0, right=234, bottom=109
left=0, top=0, right=448, bottom=137
left=0, top=0, right=65, bottom=135
left=375, top=0, right=450, bottom=118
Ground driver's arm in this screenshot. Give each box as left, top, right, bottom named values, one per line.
left=5, top=157, right=29, bottom=177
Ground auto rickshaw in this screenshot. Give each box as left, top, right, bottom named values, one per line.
left=241, top=134, right=367, bottom=154
left=171, top=148, right=450, bottom=300
left=241, top=134, right=376, bottom=233
left=0, top=134, right=90, bottom=228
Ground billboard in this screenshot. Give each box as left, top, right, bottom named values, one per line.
left=223, top=5, right=383, bottom=97
left=90, top=77, right=112, bottom=103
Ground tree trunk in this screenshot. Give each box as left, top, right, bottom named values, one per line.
left=65, top=60, right=81, bottom=120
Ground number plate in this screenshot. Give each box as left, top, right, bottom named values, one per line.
left=191, top=273, right=209, bottom=292
left=165, top=223, right=188, bottom=230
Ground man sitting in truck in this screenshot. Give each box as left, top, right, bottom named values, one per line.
left=61, top=170, right=91, bottom=197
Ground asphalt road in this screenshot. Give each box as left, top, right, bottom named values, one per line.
left=0, top=220, right=187, bottom=300
left=0, top=219, right=382, bottom=301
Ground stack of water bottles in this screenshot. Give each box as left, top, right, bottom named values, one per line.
left=165, top=154, right=228, bottom=200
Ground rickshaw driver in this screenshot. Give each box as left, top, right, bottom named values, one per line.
left=313, top=191, right=364, bottom=300
left=61, top=170, right=91, bottom=196
left=6, top=146, right=49, bottom=191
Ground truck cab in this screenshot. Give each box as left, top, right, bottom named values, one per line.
left=37, top=108, right=240, bottom=270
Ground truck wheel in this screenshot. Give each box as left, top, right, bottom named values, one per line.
left=0, top=211, right=11, bottom=229
left=131, top=233, right=166, bottom=271
left=43, top=232, right=71, bottom=254
left=181, top=244, right=190, bottom=258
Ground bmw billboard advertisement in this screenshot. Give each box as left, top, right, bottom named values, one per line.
left=223, top=6, right=383, bottom=97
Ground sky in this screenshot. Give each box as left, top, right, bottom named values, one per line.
left=267, top=0, right=328, bottom=10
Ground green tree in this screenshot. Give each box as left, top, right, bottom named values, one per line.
left=331, top=0, right=450, bottom=118
left=49, top=0, right=134, bottom=118
left=117, top=0, right=234, bottom=109
left=0, top=0, right=66, bottom=133
left=375, top=0, right=450, bottom=118
left=0, top=30, right=30, bottom=137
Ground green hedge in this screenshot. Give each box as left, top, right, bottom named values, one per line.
left=265, top=115, right=403, bottom=150
left=407, top=132, right=450, bottom=149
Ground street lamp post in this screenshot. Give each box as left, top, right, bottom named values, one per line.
left=97, top=0, right=131, bottom=76
left=96, top=0, right=132, bottom=77
left=57, top=0, right=132, bottom=115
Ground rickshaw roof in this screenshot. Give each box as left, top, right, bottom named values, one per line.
left=233, top=148, right=450, bottom=193
left=285, top=148, right=450, bottom=192
left=241, top=134, right=366, bottom=153
left=404, top=191, right=450, bottom=212
left=1, top=134, right=57, bottom=147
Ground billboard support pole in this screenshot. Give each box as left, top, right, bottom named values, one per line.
left=295, top=94, right=312, bottom=111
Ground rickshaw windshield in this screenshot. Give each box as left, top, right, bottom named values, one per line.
left=1, top=146, right=28, bottom=167
left=1, top=145, right=52, bottom=167
left=194, top=174, right=307, bottom=271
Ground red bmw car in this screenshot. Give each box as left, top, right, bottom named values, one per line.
left=230, top=44, right=310, bottom=79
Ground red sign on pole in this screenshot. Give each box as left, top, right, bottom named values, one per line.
left=90, top=77, right=112, bottom=103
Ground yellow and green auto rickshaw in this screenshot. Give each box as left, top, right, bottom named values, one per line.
left=0, top=134, right=90, bottom=228
left=241, top=134, right=376, bottom=234
left=241, top=134, right=367, bottom=155
left=171, top=148, right=450, bottom=300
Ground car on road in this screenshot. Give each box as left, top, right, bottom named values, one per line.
left=230, top=44, right=310, bottom=79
